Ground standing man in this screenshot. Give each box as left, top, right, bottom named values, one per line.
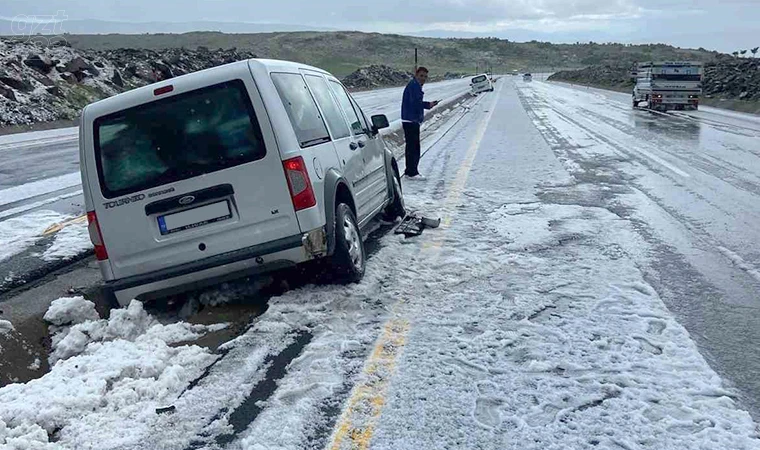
left=401, top=67, right=439, bottom=180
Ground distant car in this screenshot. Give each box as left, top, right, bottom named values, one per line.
left=470, top=74, right=494, bottom=94
left=523, top=73, right=533, bottom=82
left=80, top=58, right=405, bottom=306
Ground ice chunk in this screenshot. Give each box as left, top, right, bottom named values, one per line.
left=43, top=297, right=99, bottom=327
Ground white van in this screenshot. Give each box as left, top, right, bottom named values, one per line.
left=470, top=74, right=493, bottom=94
left=80, top=59, right=405, bottom=306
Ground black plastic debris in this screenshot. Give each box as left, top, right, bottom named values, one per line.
left=156, top=405, right=176, bottom=415
left=394, top=212, right=441, bottom=237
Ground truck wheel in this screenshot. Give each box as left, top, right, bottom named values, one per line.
left=383, top=164, right=405, bottom=221
left=329, top=203, right=365, bottom=283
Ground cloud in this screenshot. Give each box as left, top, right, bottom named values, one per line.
left=0, top=0, right=757, bottom=52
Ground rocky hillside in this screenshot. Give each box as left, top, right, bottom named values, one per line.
left=548, top=57, right=760, bottom=111
left=0, top=38, right=256, bottom=126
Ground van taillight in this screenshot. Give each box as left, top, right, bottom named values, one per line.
left=87, top=211, right=108, bottom=260
left=283, top=156, right=316, bottom=211
left=154, top=85, right=174, bottom=96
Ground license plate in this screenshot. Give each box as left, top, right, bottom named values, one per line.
left=157, top=200, right=232, bottom=235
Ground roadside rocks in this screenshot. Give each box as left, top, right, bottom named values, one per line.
left=0, top=85, right=15, bottom=101
left=24, top=54, right=56, bottom=74
left=342, top=64, right=413, bottom=89
left=702, top=57, right=760, bottom=101
left=0, top=38, right=258, bottom=126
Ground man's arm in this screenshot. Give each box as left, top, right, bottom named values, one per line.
left=417, top=87, right=439, bottom=109
left=423, top=100, right=440, bottom=109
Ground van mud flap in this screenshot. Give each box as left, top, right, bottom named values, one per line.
left=394, top=212, right=441, bottom=237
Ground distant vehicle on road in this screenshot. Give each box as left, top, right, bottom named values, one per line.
left=470, top=74, right=494, bottom=94
left=633, top=61, right=703, bottom=111
left=80, top=59, right=405, bottom=306
left=523, top=73, right=533, bottom=82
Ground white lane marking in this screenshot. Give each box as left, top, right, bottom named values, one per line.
left=624, top=142, right=691, bottom=178
left=0, top=136, right=79, bottom=152
left=0, top=172, right=82, bottom=208
left=717, top=246, right=760, bottom=284
left=0, top=127, right=77, bottom=147
left=0, top=190, right=83, bottom=221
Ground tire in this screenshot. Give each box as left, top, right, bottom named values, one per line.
left=329, top=203, right=365, bottom=283
left=89, top=285, right=121, bottom=318
left=383, top=164, right=405, bottom=220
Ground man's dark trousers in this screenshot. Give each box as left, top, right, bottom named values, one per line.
left=403, top=122, right=421, bottom=176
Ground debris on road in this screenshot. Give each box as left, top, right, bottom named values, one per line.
left=394, top=212, right=441, bottom=237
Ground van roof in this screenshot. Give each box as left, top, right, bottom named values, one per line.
left=83, top=58, right=330, bottom=118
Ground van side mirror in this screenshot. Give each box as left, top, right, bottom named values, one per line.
left=371, top=114, right=389, bottom=133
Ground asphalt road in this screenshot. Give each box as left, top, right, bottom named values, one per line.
left=2, top=77, right=760, bottom=448
left=519, top=80, right=760, bottom=418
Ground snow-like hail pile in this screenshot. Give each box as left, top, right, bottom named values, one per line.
left=365, top=197, right=760, bottom=449
left=42, top=220, right=91, bottom=262
left=0, top=297, right=226, bottom=448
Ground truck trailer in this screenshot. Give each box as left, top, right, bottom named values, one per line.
left=632, top=61, right=703, bottom=111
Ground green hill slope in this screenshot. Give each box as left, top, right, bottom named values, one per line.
left=62, top=31, right=722, bottom=77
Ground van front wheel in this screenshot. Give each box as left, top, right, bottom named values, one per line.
left=383, top=165, right=405, bottom=221
left=329, top=203, right=366, bottom=283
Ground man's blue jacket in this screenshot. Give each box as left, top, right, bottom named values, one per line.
left=401, top=78, right=433, bottom=124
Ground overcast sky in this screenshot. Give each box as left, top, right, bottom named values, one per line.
left=1, top=0, right=757, bottom=52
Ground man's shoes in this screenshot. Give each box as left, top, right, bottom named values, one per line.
left=406, top=173, right=427, bottom=181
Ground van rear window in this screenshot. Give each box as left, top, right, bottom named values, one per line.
left=94, top=79, right=266, bottom=199
left=472, top=75, right=487, bottom=83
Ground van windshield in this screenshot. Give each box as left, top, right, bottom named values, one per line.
left=472, top=75, right=487, bottom=83
left=94, top=79, right=266, bottom=199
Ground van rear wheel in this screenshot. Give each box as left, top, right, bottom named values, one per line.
left=329, top=203, right=365, bottom=283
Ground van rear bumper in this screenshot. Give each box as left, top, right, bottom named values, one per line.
left=108, top=231, right=325, bottom=306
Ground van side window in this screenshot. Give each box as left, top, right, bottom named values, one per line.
left=304, top=74, right=350, bottom=140
left=348, top=94, right=370, bottom=133
left=328, top=80, right=364, bottom=136
left=94, top=79, right=266, bottom=199
left=271, top=72, right=330, bottom=147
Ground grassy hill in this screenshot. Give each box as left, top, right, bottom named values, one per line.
left=61, top=31, right=722, bottom=78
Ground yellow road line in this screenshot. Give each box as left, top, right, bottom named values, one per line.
left=328, top=317, right=410, bottom=450
left=327, top=84, right=501, bottom=450
left=42, top=214, right=87, bottom=236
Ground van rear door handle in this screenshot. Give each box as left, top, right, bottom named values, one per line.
left=349, top=142, right=359, bottom=150
left=357, top=140, right=366, bottom=148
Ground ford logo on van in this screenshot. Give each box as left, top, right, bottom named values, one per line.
left=179, top=195, right=196, bottom=205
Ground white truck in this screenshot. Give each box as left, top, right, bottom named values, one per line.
left=632, top=61, right=703, bottom=111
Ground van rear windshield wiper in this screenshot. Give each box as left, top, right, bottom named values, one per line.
left=300, top=136, right=330, bottom=147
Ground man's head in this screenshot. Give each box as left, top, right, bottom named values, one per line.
left=415, top=67, right=429, bottom=85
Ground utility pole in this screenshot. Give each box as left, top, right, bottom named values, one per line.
left=414, top=48, right=418, bottom=72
